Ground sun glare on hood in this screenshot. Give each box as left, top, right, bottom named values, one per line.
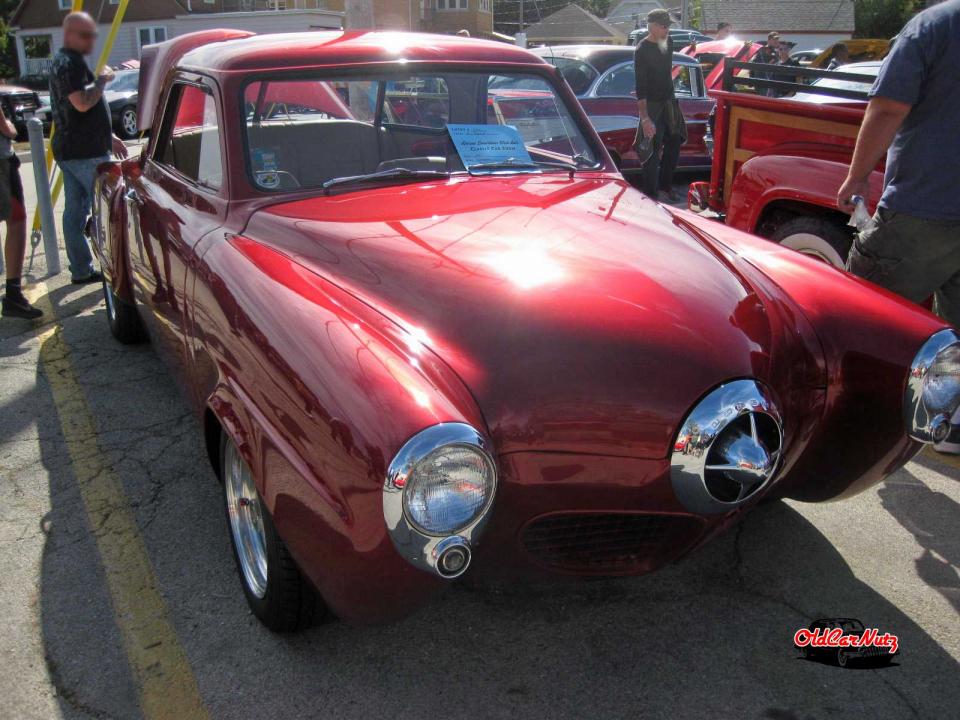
left=485, top=246, right=567, bottom=290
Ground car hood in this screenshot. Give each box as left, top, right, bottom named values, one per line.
left=245, top=175, right=822, bottom=458
left=105, top=90, right=136, bottom=105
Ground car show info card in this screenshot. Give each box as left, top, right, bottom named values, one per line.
left=447, top=124, right=534, bottom=172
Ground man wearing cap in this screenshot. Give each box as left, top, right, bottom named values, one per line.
left=633, top=8, right=686, bottom=201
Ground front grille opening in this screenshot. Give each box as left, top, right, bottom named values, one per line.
left=521, top=512, right=704, bottom=574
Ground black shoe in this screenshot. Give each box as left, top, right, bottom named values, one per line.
left=2, top=294, right=43, bottom=319
left=660, top=188, right=680, bottom=203
left=71, top=270, right=103, bottom=285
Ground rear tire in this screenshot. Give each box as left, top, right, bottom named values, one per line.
left=220, top=434, right=322, bottom=632
left=770, top=216, right=852, bottom=269
left=102, top=278, right=145, bottom=344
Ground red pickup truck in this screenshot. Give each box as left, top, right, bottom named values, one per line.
left=688, top=60, right=881, bottom=268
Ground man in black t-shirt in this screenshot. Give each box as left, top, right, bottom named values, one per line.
left=49, top=12, right=127, bottom=284
left=633, top=9, right=686, bottom=200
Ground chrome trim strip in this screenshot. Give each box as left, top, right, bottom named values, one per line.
left=383, top=422, right=496, bottom=579
left=905, top=328, right=960, bottom=442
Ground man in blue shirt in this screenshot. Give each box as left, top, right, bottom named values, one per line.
left=839, top=0, right=960, bottom=324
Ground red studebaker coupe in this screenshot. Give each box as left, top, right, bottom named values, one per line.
left=93, top=30, right=959, bottom=632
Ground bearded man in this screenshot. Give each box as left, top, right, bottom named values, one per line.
left=633, top=9, right=686, bottom=201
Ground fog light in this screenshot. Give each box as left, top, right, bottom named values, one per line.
left=434, top=537, right=471, bottom=578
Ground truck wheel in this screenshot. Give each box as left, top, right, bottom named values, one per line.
left=101, top=278, right=145, bottom=344
left=770, top=216, right=851, bottom=269
left=221, top=434, right=322, bottom=632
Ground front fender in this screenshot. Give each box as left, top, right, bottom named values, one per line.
left=726, top=153, right=883, bottom=233
left=190, top=234, right=490, bottom=622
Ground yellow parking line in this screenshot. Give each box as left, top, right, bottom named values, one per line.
left=28, top=282, right=209, bottom=720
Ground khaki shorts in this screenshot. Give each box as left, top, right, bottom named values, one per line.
left=846, top=207, right=960, bottom=325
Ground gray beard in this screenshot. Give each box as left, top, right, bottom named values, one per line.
left=657, top=38, right=669, bottom=53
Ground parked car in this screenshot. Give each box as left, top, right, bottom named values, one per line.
left=795, top=618, right=898, bottom=667
left=680, top=37, right=765, bottom=91
left=629, top=27, right=712, bottom=47
left=0, top=83, right=50, bottom=138
left=104, top=68, right=139, bottom=139
left=529, top=45, right=713, bottom=173
left=688, top=63, right=877, bottom=267
left=810, top=39, right=890, bottom=68
left=94, top=29, right=957, bottom=632
left=790, top=61, right=879, bottom=104
left=790, top=49, right=822, bottom=66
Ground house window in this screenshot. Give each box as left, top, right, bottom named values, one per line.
left=57, top=0, right=71, bottom=10
left=138, top=26, right=167, bottom=52
left=437, top=0, right=468, bottom=9
left=479, top=0, right=490, bottom=11
left=23, top=35, right=53, bottom=59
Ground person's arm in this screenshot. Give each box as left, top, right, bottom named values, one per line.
left=68, top=68, right=113, bottom=113
left=836, top=21, right=924, bottom=212
left=0, top=107, right=16, bottom=140
left=837, top=97, right=911, bottom=212
left=634, top=46, right=655, bottom=137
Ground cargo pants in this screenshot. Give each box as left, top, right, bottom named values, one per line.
left=846, top=206, right=960, bottom=326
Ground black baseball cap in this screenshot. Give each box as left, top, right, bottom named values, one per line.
left=646, top=9, right=673, bottom=27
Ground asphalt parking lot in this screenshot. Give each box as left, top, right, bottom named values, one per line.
left=0, top=162, right=957, bottom=720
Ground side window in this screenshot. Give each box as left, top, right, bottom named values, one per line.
left=673, top=66, right=693, bottom=97
left=595, top=64, right=636, bottom=97
left=157, top=84, right=223, bottom=190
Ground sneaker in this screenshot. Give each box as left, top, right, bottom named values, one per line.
left=1, top=294, right=43, bottom=319
left=71, top=270, right=104, bottom=285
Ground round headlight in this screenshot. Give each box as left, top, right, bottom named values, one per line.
left=403, top=443, right=495, bottom=535
left=906, top=329, right=960, bottom=442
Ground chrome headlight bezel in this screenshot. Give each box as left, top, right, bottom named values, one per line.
left=905, top=328, right=960, bottom=443
left=383, top=423, right=497, bottom=579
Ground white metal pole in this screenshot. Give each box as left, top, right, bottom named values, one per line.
left=26, top=117, right=61, bottom=275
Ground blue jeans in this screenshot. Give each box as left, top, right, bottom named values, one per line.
left=59, top=155, right=109, bottom=279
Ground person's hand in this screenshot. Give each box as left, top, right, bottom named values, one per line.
left=837, top=175, right=868, bottom=213
left=641, top=117, right=656, bottom=138
left=112, top=135, right=129, bottom=159
left=97, top=68, right=115, bottom=86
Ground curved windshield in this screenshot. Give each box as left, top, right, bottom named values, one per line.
left=243, top=71, right=601, bottom=192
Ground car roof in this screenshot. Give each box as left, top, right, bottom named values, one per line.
left=532, top=45, right=697, bottom=72
left=179, top=31, right=549, bottom=73
left=688, top=38, right=760, bottom=56
left=831, top=60, right=883, bottom=73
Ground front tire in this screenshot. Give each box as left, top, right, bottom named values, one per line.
left=117, top=105, right=138, bottom=140
left=770, top=216, right=852, bottom=269
left=102, top=278, right=145, bottom=344
left=221, top=434, right=321, bottom=632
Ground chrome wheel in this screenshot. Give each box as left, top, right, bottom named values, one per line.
left=224, top=441, right=268, bottom=599
left=121, top=107, right=138, bottom=138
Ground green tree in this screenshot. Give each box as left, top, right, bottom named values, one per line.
left=854, top=0, right=918, bottom=38
left=0, top=0, right=21, bottom=79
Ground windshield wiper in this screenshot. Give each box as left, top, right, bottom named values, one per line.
left=322, top=167, right=449, bottom=194
left=468, top=159, right=541, bottom=174
left=469, top=157, right=593, bottom=178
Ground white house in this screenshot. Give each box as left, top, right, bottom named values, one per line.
left=10, top=0, right=344, bottom=77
